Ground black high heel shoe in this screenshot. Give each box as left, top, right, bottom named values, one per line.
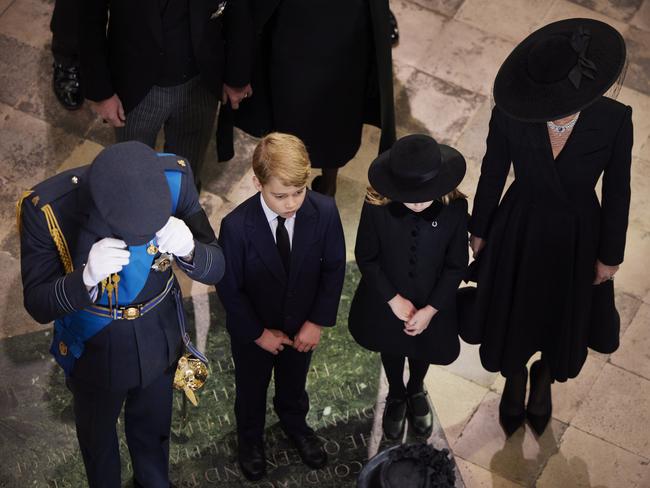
left=527, top=359, right=552, bottom=436
left=499, top=366, right=527, bottom=437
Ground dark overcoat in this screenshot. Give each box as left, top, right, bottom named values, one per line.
left=464, top=97, right=633, bottom=382
left=80, top=0, right=253, bottom=113
left=216, top=0, right=396, bottom=168
left=217, top=190, right=346, bottom=344
left=348, top=200, right=469, bottom=364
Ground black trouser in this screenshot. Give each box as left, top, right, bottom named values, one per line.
left=67, top=367, right=175, bottom=488
left=381, top=353, right=430, bottom=399
left=231, top=339, right=313, bottom=444
left=50, top=0, right=80, bottom=65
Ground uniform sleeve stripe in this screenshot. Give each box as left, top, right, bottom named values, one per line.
left=60, top=275, right=75, bottom=312
left=54, top=278, right=71, bottom=313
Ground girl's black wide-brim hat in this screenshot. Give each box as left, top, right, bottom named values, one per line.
left=369, top=134, right=466, bottom=203
left=493, top=18, right=626, bottom=122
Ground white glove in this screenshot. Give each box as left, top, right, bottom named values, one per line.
left=156, top=216, right=195, bottom=258
left=82, top=238, right=130, bottom=287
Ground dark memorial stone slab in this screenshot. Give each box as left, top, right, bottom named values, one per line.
left=0, top=265, right=463, bottom=487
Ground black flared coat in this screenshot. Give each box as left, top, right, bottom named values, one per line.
left=349, top=200, right=468, bottom=364
left=463, top=97, right=633, bottom=382
left=216, top=0, right=396, bottom=168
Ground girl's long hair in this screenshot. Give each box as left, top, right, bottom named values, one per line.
left=365, top=186, right=467, bottom=206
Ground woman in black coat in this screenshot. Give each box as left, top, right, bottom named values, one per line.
left=348, top=135, right=468, bottom=440
left=217, top=0, right=396, bottom=197
left=464, top=19, right=632, bottom=437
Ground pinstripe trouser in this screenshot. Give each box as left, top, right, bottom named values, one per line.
left=116, top=76, right=218, bottom=186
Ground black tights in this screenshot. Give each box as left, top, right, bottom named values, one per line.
left=381, top=353, right=430, bottom=399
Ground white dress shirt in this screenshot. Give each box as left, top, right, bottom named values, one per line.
left=260, top=193, right=295, bottom=249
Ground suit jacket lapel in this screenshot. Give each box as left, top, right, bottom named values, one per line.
left=247, top=196, right=287, bottom=284
left=289, top=195, right=317, bottom=286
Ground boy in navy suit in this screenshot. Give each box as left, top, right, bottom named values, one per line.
left=217, top=133, right=346, bottom=481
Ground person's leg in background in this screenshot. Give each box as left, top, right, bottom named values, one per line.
left=115, top=85, right=171, bottom=151
left=50, top=0, right=83, bottom=110
left=163, top=78, right=219, bottom=189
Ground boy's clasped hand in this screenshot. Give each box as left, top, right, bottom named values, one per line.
left=254, top=321, right=323, bottom=355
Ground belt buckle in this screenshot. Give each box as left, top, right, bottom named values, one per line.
left=123, top=306, right=141, bottom=320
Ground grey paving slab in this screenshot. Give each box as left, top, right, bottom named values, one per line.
left=417, top=19, right=516, bottom=96
left=0, top=0, right=52, bottom=49
left=455, top=0, right=554, bottom=43
left=568, top=0, right=644, bottom=22
left=624, top=25, right=650, bottom=95
left=630, top=0, right=650, bottom=30
left=394, top=63, right=486, bottom=145
left=0, top=33, right=40, bottom=107
left=405, top=0, right=466, bottom=18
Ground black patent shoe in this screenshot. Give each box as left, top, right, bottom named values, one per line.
left=407, top=391, right=433, bottom=437
left=53, top=62, right=83, bottom=110
left=383, top=396, right=407, bottom=440
left=389, top=10, right=399, bottom=47
left=286, top=431, right=328, bottom=469
left=527, top=360, right=553, bottom=436
left=499, top=367, right=527, bottom=437
left=238, top=439, right=266, bottom=481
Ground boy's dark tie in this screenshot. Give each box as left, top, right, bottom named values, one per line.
left=276, top=216, right=290, bottom=272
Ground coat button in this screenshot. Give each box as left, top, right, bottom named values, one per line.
left=410, top=245, right=416, bottom=251
left=408, top=271, right=414, bottom=278
left=411, top=230, right=418, bottom=237
left=410, top=258, right=416, bottom=264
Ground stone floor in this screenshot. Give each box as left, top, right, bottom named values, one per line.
left=0, top=0, right=649, bottom=487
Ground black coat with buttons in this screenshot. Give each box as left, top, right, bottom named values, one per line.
left=348, top=199, right=469, bottom=364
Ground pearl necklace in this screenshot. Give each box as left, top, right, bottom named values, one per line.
left=547, top=113, right=580, bottom=134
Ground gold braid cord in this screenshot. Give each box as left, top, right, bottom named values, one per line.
left=17, top=191, right=74, bottom=275
left=41, top=204, right=74, bottom=274
left=15, top=190, right=33, bottom=236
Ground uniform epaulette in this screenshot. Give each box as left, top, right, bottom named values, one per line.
left=16, top=167, right=86, bottom=274
left=157, top=153, right=189, bottom=174
left=29, top=166, right=88, bottom=208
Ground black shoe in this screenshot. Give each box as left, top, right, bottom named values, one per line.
left=286, top=431, right=327, bottom=469
left=499, top=366, right=527, bottom=437
left=238, top=439, right=266, bottom=481
left=526, top=359, right=552, bottom=436
left=407, top=391, right=433, bottom=437
left=389, top=10, right=399, bottom=47
left=52, top=62, right=83, bottom=110
left=383, top=396, right=407, bottom=440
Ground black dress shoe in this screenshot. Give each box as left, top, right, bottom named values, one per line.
left=382, top=396, right=407, bottom=440
left=52, top=62, right=83, bottom=110
left=389, top=9, right=399, bottom=47
left=238, top=439, right=266, bottom=481
left=499, top=366, right=527, bottom=437
left=527, top=359, right=552, bottom=436
left=407, top=391, right=433, bottom=437
left=287, top=431, right=328, bottom=469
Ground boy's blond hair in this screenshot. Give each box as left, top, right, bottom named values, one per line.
left=252, top=133, right=311, bottom=187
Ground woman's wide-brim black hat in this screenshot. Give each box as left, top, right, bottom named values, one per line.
left=369, top=134, right=466, bottom=203
left=494, top=18, right=626, bottom=122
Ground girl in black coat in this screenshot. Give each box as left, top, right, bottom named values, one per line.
left=463, top=19, right=632, bottom=437
left=348, top=135, right=469, bottom=440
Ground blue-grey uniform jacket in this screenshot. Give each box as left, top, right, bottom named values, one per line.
left=19, top=155, right=224, bottom=391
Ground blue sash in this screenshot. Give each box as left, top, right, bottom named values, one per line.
left=50, top=168, right=183, bottom=374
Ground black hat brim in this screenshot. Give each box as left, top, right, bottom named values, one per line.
left=369, top=144, right=466, bottom=203
left=356, top=445, right=399, bottom=488
left=494, top=18, right=626, bottom=122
